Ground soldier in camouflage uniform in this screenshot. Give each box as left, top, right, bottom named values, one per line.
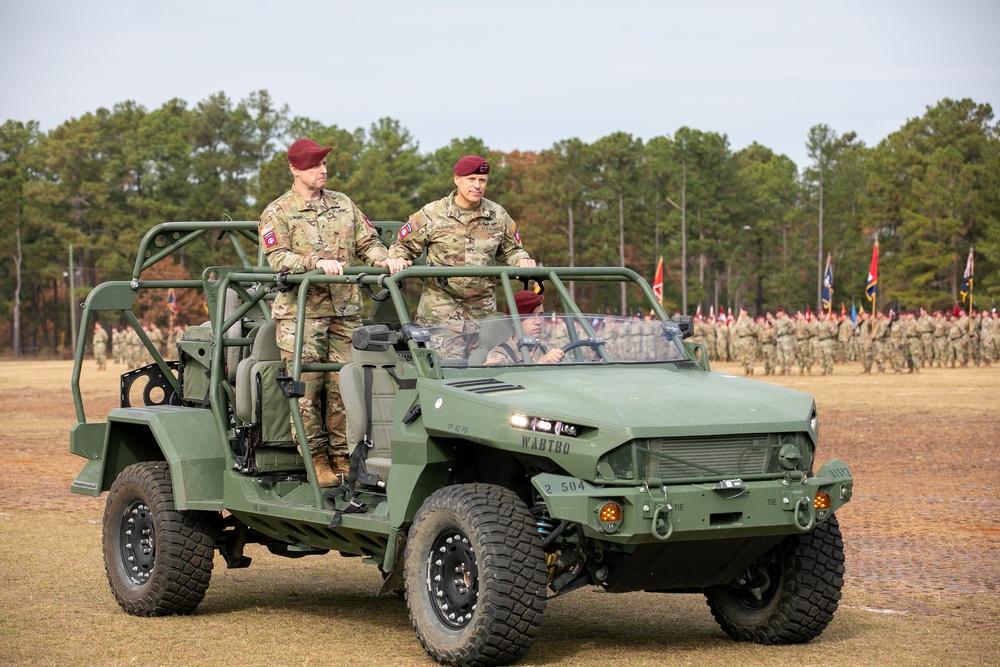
left=948, top=308, right=969, bottom=367
left=794, top=312, right=814, bottom=375
left=968, top=308, right=982, bottom=367
left=92, top=322, right=108, bottom=370
left=917, top=307, right=934, bottom=368
left=388, top=155, right=534, bottom=359
left=259, top=139, right=404, bottom=488
left=733, top=306, right=756, bottom=375
left=758, top=314, right=777, bottom=375
left=872, top=311, right=889, bottom=373
left=774, top=308, right=795, bottom=375
left=815, top=312, right=838, bottom=376
left=886, top=311, right=905, bottom=373
left=932, top=310, right=948, bottom=367
left=902, top=311, right=921, bottom=372
left=855, top=310, right=874, bottom=373
left=979, top=309, right=995, bottom=366
left=835, top=312, right=853, bottom=363
left=111, top=326, right=123, bottom=365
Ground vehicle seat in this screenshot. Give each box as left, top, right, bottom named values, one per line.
left=339, top=347, right=406, bottom=487
left=234, top=320, right=301, bottom=473
left=467, top=313, right=514, bottom=365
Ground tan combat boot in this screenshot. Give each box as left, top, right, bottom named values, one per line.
left=329, top=454, right=351, bottom=483
left=311, top=452, right=339, bottom=488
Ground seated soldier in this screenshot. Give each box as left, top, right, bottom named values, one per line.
left=485, top=291, right=566, bottom=366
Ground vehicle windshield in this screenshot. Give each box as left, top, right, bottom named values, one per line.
left=409, top=313, right=691, bottom=367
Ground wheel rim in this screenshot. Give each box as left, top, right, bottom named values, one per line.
left=426, top=529, right=478, bottom=629
left=729, top=555, right=780, bottom=610
left=118, top=501, right=155, bottom=585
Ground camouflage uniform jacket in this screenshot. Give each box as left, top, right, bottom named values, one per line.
left=388, top=192, right=530, bottom=325
left=260, top=188, right=388, bottom=320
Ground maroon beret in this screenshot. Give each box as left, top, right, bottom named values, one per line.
left=505, top=290, right=544, bottom=316
left=287, top=139, right=332, bottom=170
left=454, top=155, right=490, bottom=176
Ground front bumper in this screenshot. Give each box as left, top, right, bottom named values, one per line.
left=532, top=459, right=853, bottom=544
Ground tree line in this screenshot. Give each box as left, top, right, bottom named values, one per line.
left=1, top=91, right=997, bottom=357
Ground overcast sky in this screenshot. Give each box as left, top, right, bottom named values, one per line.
left=2, top=1, right=997, bottom=169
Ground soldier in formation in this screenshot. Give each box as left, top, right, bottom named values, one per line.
left=685, top=304, right=996, bottom=376
left=92, top=322, right=108, bottom=370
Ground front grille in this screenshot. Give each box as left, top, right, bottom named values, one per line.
left=600, top=433, right=805, bottom=481
left=647, top=434, right=771, bottom=477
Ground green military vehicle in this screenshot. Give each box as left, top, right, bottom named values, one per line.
left=71, top=221, right=852, bottom=667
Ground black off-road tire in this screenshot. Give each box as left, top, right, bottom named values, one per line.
left=102, top=462, right=215, bottom=616
left=705, top=514, right=845, bottom=644
left=404, top=484, right=547, bottom=667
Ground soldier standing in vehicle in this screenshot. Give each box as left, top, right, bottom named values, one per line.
left=259, top=138, right=407, bottom=487
left=387, top=155, right=535, bottom=358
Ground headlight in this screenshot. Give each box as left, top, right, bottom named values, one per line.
left=510, top=413, right=580, bottom=437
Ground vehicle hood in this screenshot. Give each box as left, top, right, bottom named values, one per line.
left=425, top=366, right=815, bottom=441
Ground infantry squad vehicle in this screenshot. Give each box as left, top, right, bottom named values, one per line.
left=70, top=221, right=852, bottom=667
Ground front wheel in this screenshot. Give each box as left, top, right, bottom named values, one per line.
left=705, top=514, right=845, bottom=644
left=404, top=484, right=547, bottom=667
left=102, top=462, right=215, bottom=616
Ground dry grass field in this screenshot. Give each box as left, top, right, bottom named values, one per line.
left=1, top=358, right=998, bottom=666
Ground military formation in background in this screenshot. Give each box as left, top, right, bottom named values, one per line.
left=690, top=305, right=998, bottom=376
left=88, top=306, right=997, bottom=377
left=91, top=321, right=184, bottom=370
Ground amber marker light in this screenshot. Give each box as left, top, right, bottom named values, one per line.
left=814, top=490, right=832, bottom=510
left=597, top=501, right=623, bottom=533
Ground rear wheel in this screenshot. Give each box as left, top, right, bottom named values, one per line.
left=404, top=484, right=547, bottom=667
left=102, top=462, right=215, bottom=616
left=705, top=514, right=845, bottom=644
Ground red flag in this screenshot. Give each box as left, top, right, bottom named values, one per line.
left=652, top=256, right=664, bottom=305
left=866, top=240, right=879, bottom=302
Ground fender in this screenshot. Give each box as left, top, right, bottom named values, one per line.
left=70, top=406, right=224, bottom=510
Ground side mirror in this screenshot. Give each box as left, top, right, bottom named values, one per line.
left=671, top=315, right=694, bottom=339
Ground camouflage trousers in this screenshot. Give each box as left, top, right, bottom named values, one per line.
left=795, top=340, right=813, bottom=373
left=277, top=316, right=359, bottom=457
left=761, top=344, right=777, bottom=375
left=818, top=340, right=835, bottom=375
left=777, top=337, right=795, bottom=374
left=905, top=338, right=921, bottom=371
left=859, top=341, right=874, bottom=372
left=94, top=349, right=107, bottom=370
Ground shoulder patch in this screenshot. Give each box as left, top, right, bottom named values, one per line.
left=361, top=211, right=374, bottom=228
left=512, top=222, right=521, bottom=245
left=485, top=350, right=510, bottom=365
left=398, top=222, right=412, bottom=239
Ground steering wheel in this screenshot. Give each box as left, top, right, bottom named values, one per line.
left=561, top=338, right=604, bottom=353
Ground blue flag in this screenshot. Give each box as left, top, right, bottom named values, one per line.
left=851, top=301, right=857, bottom=323
left=821, top=255, right=833, bottom=311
